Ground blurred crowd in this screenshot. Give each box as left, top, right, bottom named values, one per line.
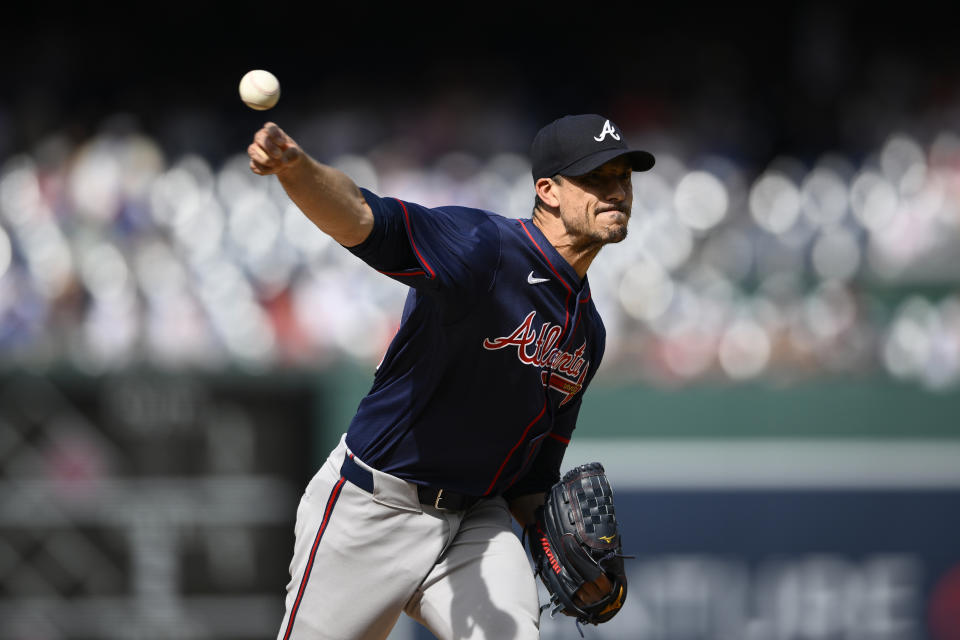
left=1, top=112, right=959, bottom=390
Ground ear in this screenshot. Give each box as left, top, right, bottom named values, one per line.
left=535, top=177, right=562, bottom=209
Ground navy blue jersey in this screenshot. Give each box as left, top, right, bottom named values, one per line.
left=344, top=188, right=606, bottom=499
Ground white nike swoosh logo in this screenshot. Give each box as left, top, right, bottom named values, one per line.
left=527, top=271, right=550, bottom=285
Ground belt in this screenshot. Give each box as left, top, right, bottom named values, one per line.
left=340, top=453, right=480, bottom=512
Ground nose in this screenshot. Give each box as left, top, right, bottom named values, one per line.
left=607, top=178, right=628, bottom=203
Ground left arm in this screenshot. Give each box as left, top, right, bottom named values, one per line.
left=508, top=492, right=546, bottom=527
left=508, top=473, right=615, bottom=610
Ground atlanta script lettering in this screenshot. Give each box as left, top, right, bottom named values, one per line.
left=482, top=311, right=589, bottom=405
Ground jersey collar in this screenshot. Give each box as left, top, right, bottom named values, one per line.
left=519, top=219, right=591, bottom=297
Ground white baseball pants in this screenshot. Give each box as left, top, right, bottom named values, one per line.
left=276, top=435, right=541, bottom=640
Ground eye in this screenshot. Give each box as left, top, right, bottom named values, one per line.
left=580, top=173, right=602, bottom=185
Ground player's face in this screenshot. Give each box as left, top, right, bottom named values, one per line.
left=556, top=157, right=633, bottom=248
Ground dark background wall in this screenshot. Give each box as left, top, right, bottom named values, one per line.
left=4, top=2, right=959, bottom=166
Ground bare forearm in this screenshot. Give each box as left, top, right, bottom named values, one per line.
left=248, top=122, right=373, bottom=247
left=508, top=492, right=545, bottom=527
left=277, top=156, right=373, bottom=247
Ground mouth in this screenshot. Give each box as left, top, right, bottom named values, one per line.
left=597, top=207, right=629, bottom=220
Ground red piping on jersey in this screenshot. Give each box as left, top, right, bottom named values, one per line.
left=483, top=400, right=547, bottom=496
left=506, top=426, right=572, bottom=487
left=397, top=199, right=436, bottom=279
left=282, top=476, right=347, bottom=640
left=507, top=432, right=547, bottom=488
left=519, top=221, right=572, bottom=294
left=378, top=269, right=427, bottom=277
left=519, top=220, right=572, bottom=339
left=570, top=314, right=583, bottom=343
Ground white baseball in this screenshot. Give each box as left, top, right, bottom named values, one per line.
left=239, top=69, right=281, bottom=111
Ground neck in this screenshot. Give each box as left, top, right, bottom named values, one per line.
left=532, top=211, right=600, bottom=280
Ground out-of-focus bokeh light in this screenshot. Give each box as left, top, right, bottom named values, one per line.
left=749, top=171, right=801, bottom=235
left=21, top=218, right=74, bottom=298
left=77, top=239, right=130, bottom=302
left=883, top=295, right=960, bottom=391
left=0, top=157, right=43, bottom=226
left=800, top=165, right=849, bottom=228
left=0, top=107, right=955, bottom=387
left=811, top=226, right=861, bottom=281
left=881, top=134, right=927, bottom=197
left=0, top=224, right=11, bottom=278
left=700, top=228, right=753, bottom=282
left=718, top=315, right=772, bottom=379
left=618, top=257, right=675, bottom=323
left=674, top=170, right=728, bottom=231
left=850, top=170, right=899, bottom=232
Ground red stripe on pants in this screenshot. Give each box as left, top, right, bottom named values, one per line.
left=282, top=476, right=347, bottom=640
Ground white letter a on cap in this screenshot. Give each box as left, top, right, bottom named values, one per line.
left=594, top=120, right=621, bottom=142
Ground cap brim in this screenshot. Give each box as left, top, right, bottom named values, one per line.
left=559, top=149, right=655, bottom=177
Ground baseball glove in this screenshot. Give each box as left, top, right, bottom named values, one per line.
left=527, top=462, right=628, bottom=626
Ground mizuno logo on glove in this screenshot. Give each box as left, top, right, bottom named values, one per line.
left=540, top=534, right=562, bottom=575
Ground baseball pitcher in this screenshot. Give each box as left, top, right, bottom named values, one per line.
left=247, top=113, right=654, bottom=640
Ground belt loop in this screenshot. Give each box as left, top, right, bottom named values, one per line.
left=340, top=453, right=374, bottom=493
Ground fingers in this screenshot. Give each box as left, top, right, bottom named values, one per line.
left=247, top=122, right=301, bottom=175
left=573, top=574, right=613, bottom=606
left=573, top=584, right=601, bottom=607
left=258, top=123, right=287, bottom=157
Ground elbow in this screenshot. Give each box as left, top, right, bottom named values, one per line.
left=333, top=214, right=374, bottom=248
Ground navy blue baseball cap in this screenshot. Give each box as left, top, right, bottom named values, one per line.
left=531, top=114, right=655, bottom=180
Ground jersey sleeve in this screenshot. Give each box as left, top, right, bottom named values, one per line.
left=349, top=188, right=500, bottom=297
